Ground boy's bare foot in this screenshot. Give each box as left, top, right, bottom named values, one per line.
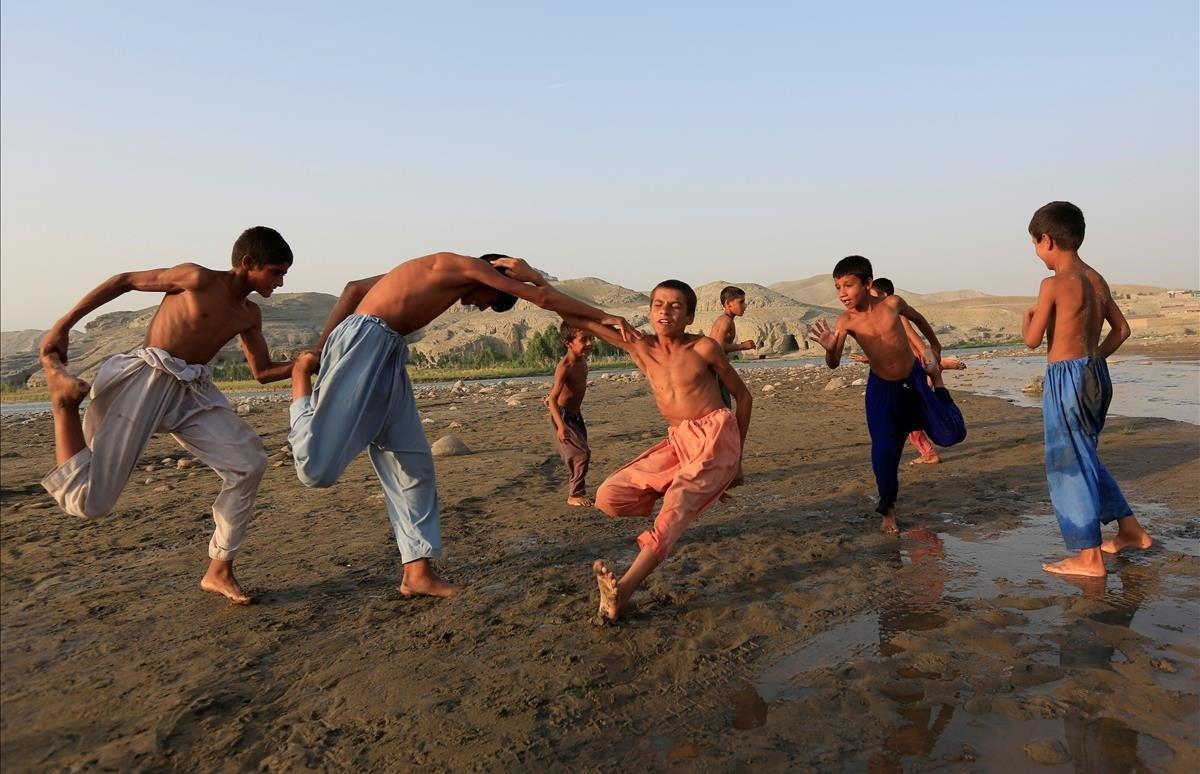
left=566, top=496, right=594, bottom=507
left=911, top=454, right=941, bottom=465
left=1100, top=517, right=1153, bottom=554
left=200, top=559, right=253, bottom=604
left=593, top=560, right=621, bottom=623
left=880, top=511, right=900, bottom=535
left=1042, top=548, right=1107, bottom=578
left=399, top=559, right=459, bottom=598
left=41, top=353, right=90, bottom=408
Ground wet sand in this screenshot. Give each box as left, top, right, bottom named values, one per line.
left=2, top=363, right=1197, bottom=771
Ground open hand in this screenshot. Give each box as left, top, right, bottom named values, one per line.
left=603, top=316, right=643, bottom=344
left=808, top=318, right=838, bottom=351
left=850, top=353, right=869, bottom=364
left=491, top=257, right=544, bottom=285
left=39, top=326, right=70, bottom=363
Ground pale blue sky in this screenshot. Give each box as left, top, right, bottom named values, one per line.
left=2, top=1, right=1197, bottom=330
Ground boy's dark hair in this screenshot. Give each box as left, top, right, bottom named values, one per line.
left=477, top=253, right=518, bottom=312
left=232, top=226, right=292, bottom=268
left=652, top=279, right=698, bottom=316
left=832, top=255, right=873, bottom=283
left=720, top=285, right=746, bottom=306
left=1028, top=201, right=1085, bottom=250
left=559, top=321, right=586, bottom=346
left=872, top=277, right=895, bottom=295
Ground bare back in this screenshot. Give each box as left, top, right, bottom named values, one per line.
left=708, top=314, right=736, bottom=353
left=631, top=334, right=726, bottom=425
left=144, top=274, right=263, bottom=364
left=1046, top=265, right=1110, bottom=362
left=356, top=254, right=495, bottom=335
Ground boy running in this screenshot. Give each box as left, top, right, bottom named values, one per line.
left=707, top=285, right=756, bottom=407
left=562, top=280, right=752, bottom=623
left=1022, top=201, right=1150, bottom=577
left=809, top=256, right=966, bottom=534
left=38, top=226, right=295, bottom=604
left=290, top=252, right=639, bottom=599
left=547, top=322, right=594, bottom=506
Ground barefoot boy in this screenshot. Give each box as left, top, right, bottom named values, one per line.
left=38, top=226, right=296, bottom=604
left=290, top=253, right=639, bottom=598
left=562, top=280, right=752, bottom=623
left=809, top=256, right=966, bottom=534
left=708, top=285, right=757, bottom=407
left=547, top=322, right=594, bottom=506
left=1022, top=201, right=1149, bottom=577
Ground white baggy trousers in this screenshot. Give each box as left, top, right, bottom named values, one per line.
left=41, top=348, right=268, bottom=561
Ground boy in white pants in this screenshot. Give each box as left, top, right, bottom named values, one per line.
left=39, top=226, right=296, bottom=604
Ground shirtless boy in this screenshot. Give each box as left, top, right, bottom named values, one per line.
left=852, top=277, right=945, bottom=465
left=562, top=280, right=752, bottom=623
left=39, top=226, right=295, bottom=604
left=1022, top=201, right=1149, bottom=577
left=708, top=286, right=757, bottom=407
left=809, top=256, right=966, bottom=534
left=290, top=253, right=639, bottom=598
left=547, top=323, right=594, bottom=506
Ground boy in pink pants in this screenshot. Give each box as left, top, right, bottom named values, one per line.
left=562, top=280, right=752, bottom=623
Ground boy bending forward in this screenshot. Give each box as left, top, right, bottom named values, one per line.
left=564, top=280, right=752, bottom=623
left=547, top=322, right=594, bottom=506
left=39, top=227, right=295, bottom=603
left=290, top=253, right=639, bottom=599
left=1023, top=201, right=1150, bottom=577
left=809, top=256, right=966, bottom=534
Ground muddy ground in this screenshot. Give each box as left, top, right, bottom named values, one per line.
left=2, top=362, right=1197, bottom=772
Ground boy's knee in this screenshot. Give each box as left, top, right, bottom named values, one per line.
left=295, top=460, right=339, bottom=489
left=69, top=493, right=116, bottom=519
left=595, top=483, right=621, bottom=517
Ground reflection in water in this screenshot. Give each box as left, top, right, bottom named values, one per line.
left=731, top=685, right=768, bottom=730
left=754, top=515, right=1194, bottom=771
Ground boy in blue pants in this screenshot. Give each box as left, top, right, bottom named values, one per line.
left=1022, top=202, right=1151, bottom=577
left=289, top=252, right=639, bottom=598
left=809, top=256, right=966, bottom=534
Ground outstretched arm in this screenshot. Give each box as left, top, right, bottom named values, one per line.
left=239, top=308, right=294, bottom=384
left=559, top=314, right=642, bottom=356
left=808, top=317, right=847, bottom=369
left=313, top=275, right=385, bottom=351
left=1098, top=283, right=1131, bottom=359
left=41, top=263, right=213, bottom=362
left=896, top=297, right=942, bottom=362
left=1022, top=277, right=1056, bottom=349
left=462, top=257, right=641, bottom=343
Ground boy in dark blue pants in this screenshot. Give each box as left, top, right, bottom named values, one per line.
left=809, top=256, right=966, bottom=533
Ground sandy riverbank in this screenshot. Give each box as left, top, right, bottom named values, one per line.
left=1, top=363, right=1197, bottom=770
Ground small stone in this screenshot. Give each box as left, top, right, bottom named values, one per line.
left=236, top=403, right=252, bottom=415
left=761, top=384, right=775, bottom=393
left=422, top=417, right=434, bottom=425
left=1024, top=739, right=1070, bottom=765
left=448, top=421, right=462, bottom=429
left=160, top=457, right=174, bottom=465
left=430, top=435, right=472, bottom=457
left=1021, top=376, right=1044, bottom=396
left=851, top=378, right=866, bottom=386
left=143, top=477, right=153, bottom=485
left=1150, top=657, right=1178, bottom=673
left=154, top=485, right=172, bottom=493
left=176, top=458, right=195, bottom=470
left=274, top=460, right=288, bottom=467
left=824, top=377, right=847, bottom=391
left=145, top=465, right=155, bottom=473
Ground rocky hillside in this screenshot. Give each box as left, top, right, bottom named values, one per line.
left=3, top=278, right=1192, bottom=388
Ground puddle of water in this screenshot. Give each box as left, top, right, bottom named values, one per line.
left=730, top=685, right=768, bottom=730
left=754, top=506, right=1198, bottom=768
left=952, top=356, right=1200, bottom=425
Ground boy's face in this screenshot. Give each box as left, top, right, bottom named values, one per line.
left=1032, top=234, right=1055, bottom=267
left=460, top=285, right=501, bottom=311
left=724, top=296, right=747, bottom=316
left=568, top=332, right=594, bottom=358
left=650, top=288, right=694, bottom=336
left=246, top=261, right=289, bottom=297
left=834, top=274, right=871, bottom=309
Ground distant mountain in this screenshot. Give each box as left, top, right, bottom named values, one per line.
left=770, top=274, right=990, bottom=308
